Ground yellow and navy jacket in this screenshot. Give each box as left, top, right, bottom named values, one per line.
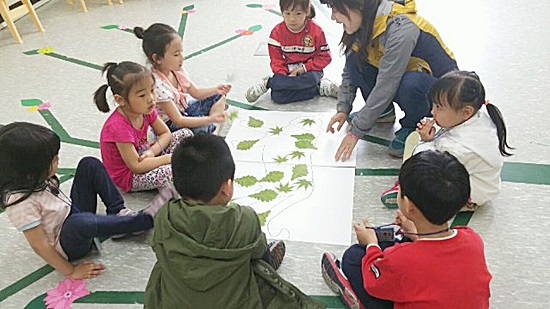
left=338, top=0, right=459, bottom=137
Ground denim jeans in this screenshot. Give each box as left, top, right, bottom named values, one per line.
left=166, top=94, right=222, bottom=134
left=59, top=157, right=153, bottom=261
left=267, top=71, right=323, bottom=104
left=345, top=55, right=436, bottom=129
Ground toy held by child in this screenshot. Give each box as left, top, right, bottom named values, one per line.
left=246, top=0, right=338, bottom=104
left=381, top=71, right=513, bottom=210
left=144, top=134, right=325, bottom=309
left=134, top=23, right=230, bottom=135
left=0, top=122, right=165, bottom=280
left=322, top=150, right=492, bottom=309
left=94, top=61, right=193, bottom=192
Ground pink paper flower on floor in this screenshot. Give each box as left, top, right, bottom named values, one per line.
left=117, top=24, right=129, bottom=30
left=262, top=4, right=276, bottom=10
left=38, top=47, right=54, bottom=55
left=235, top=29, right=254, bottom=36
left=44, top=278, right=90, bottom=309
left=39, top=100, right=52, bottom=110
left=181, top=9, right=196, bottom=14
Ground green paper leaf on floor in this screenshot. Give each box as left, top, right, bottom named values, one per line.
left=269, top=126, right=283, bottom=135
left=248, top=116, right=264, bottom=128
left=291, top=133, right=315, bottom=141
left=237, top=139, right=259, bottom=150
left=21, top=99, right=42, bottom=107
left=291, top=164, right=308, bottom=180
left=295, top=140, right=317, bottom=149
left=300, top=118, right=316, bottom=126
left=235, top=175, right=258, bottom=187
left=247, top=25, right=263, bottom=32
left=295, top=179, right=313, bottom=190
left=276, top=182, right=293, bottom=193
left=273, top=155, right=288, bottom=163
left=246, top=4, right=263, bottom=8
left=100, top=25, right=119, bottom=29
left=260, top=171, right=284, bottom=183
left=250, top=189, right=278, bottom=202
left=290, top=151, right=305, bottom=160
left=257, top=210, right=271, bottom=226
left=228, top=111, right=239, bottom=122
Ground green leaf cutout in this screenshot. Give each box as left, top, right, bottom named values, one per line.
left=300, top=119, right=316, bottom=126
left=247, top=25, right=263, bottom=32
left=260, top=171, right=284, bottom=183
left=273, top=155, right=288, bottom=163
left=235, top=175, right=258, bottom=187
left=248, top=116, right=264, bottom=128
left=295, top=179, right=313, bottom=190
left=295, top=140, right=317, bottom=149
left=269, top=126, right=283, bottom=135
left=257, top=210, right=271, bottom=226
left=291, top=133, right=315, bottom=141
left=228, top=111, right=239, bottom=122
left=100, top=25, right=119, bottom=30
left=246, top=4, right=263, bottom=8
left=276, top=182, right=294, bottom=193
left=237, top=139, right=259, bottom=150
left=250, top=189, right=278, bottom=202
left=291, top=164, right=308, bottom=180
left=289, top=151, right=305, bottom=160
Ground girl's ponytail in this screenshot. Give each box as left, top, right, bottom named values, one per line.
left=93, top=84, right=110, bottom=112
left=309, top=3, right=316, bottom=19
left=134, top=26, right=145, bottom=39
left=485, top=103, right=513, bottom=157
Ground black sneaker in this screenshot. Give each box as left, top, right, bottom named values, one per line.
left=266, top=240, right=286, bottom=270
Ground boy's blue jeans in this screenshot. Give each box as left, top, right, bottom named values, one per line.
left=59, top=157, right=153, bottom=261
left=342, top=244, right=395, bottom=309
left=345, top=54, right=436, bottom=129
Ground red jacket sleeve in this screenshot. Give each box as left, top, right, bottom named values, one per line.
left=268, top=26, right=288, bottom=75
left=362, top=245, right=406, bottom=301
left=304, top=26, right=331, bottom=72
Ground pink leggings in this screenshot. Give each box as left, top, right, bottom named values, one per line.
left=130, top=128, right=193, bottom=192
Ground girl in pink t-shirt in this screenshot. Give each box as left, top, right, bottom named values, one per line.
left=94, top=61, right=192, bottom=192
left=0, top=122, right=166, bottom=280
left=134, top=23, right=231, bottom=135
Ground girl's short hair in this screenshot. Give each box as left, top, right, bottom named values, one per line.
left=134, top=23, right=179, bottom=66
left=280, top=0, right=316, bottom=18
left=0, top=122, right=60, bottom=207
left=93, top=61, right=154, bottom=113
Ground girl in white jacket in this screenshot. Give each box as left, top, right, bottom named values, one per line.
left=381, top=71, right=513, bottom=211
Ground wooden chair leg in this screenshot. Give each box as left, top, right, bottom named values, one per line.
left=68, top=0, right=73, bottom=5
left=78, top=0, right=87, bottom=12
left=21, top=0, right=44, bottom=32
left=106, top=0, right=113, bottom=5
left=118, top=0, right=123, bottom=3
left=0, top=0, right=23, bottom=43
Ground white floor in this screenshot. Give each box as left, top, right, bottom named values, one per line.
left=1, top=0, right=549, bottom=308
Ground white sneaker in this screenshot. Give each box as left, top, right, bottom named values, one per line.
left=319, top=79, right=339, bottom=98
left=111, top=207, right=140, bottom=239
left=245, top=81, right=268, bottom=103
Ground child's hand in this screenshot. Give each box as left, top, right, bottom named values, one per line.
left=216, top=84, right=232, bottom=96
left=138, top=149, right=156, bottom=162
left=416, top=117, right=436, bottom=141
left=394, top=210, right=417, bottom=240
left=209, top=112, right=227, bottom=123
left=70, top=261, right=105, bottom=279
left=354, top=219, right=378, bottom=246
left=289, top=66, right=305, bottom=77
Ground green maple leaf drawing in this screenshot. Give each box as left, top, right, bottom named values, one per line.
left=273, top=155, right=288, bottom=163
left=250, top=189, right=278, bottom=202
left=276, top=182, right=294, bottom=193
left=260, top=171, right=284, bottom=183
left=269, top=126, right=283, bottom=135
left=248, top=116, right=264, bottom=128
left=295, top=179, right=313, bottom=190
left=228, top=111, right=239, bottom=122
left=235, top=175, right=258, bottom=187
left=237, top=139, right=259, bottom=150
left=300, top=118, right=316, bottom=126
left=257, top=210, right=271, bottom=226
left=289, top=151, right=305, bottom=160
left=291, top=164, right=309, bottom=180
left=291, top=133, right=315, bottom=141
left=295, top=139, right=317, bottom=149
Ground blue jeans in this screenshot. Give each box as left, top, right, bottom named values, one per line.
left=59, top=157, right=153, bottom=261
left=267, top=71, right=323, bottom=104
left=346, top=55, right=436, bottom=129
left=166, top=94, right=222, bottom=134
left=342, top=244, right=395, bottom=309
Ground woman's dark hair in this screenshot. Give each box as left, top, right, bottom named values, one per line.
left=280, top=0, right=316, bottom=19
left=0, top=122, right=60, bottom=208
left=429, top=71, right=513, bottom=156
left=399, top=151, right=470, bottom=225
left=134, top=23, right=179, bottom=66
left=320, top=0, right=381, bottom=65
left=93, top=61, right=154, bottom=113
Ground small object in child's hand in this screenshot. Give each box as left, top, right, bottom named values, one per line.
left=374, top=227, right=395, bottom=242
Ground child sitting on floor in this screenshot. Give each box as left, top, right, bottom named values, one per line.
left=145, top=134, right=325, bottom=309
left=322, top=150, right=492, bottom=309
